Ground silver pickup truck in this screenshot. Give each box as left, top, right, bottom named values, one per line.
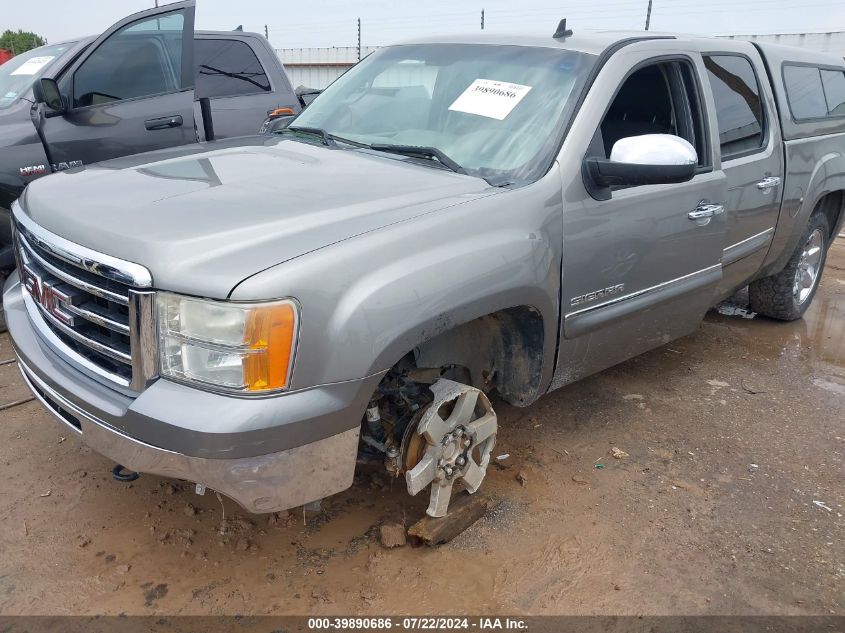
left=4, top=26, right=845, bottom=518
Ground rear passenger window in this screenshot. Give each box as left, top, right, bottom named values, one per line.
left=703, top=55, right=764, bottom=159
left=784, top=65, right=827, bottom=120
left=821, top=69, right=845, bottom=116
left=195, top=39, right=270, bottom=99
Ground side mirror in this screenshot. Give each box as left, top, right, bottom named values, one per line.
left=583, top=134, right=697, bottom=200
left=259, top=108, right=296, bottom=134
left=32, top=78, right=66, bottom=114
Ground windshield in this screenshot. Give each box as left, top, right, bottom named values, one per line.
left=291, top=43, right=595, bottom=184
left=0, top=43, right=74, bottom=109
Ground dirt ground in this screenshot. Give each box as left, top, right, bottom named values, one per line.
left=0, top=240, right=842, bottom=617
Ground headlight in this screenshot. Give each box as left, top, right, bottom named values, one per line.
left=157, top=292, right=298, bottom=393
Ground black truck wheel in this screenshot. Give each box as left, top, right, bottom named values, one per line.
left=749, top=212, right=830, bottom=321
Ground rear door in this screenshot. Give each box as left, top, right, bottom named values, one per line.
left=701, top=50, right=784, bottom=299
left=40, top=1, right=196, bottom=167
left=194, top=33, right=299, bottom=139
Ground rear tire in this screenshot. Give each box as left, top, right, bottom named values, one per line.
left=749, top=212, right=830, bottom=321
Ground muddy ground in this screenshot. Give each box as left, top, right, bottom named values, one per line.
left=0, top=240, right=842, bottom=616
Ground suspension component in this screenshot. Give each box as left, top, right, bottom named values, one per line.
left=365, top=398, right=385, bottom=441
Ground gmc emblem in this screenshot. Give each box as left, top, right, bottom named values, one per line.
left=21, top=264, right=78, bottom=327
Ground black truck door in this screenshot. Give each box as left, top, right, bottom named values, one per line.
left=39, top=1, right=196, bottom=167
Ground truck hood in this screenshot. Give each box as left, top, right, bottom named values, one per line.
left=21, top=136, right=495, bottom=298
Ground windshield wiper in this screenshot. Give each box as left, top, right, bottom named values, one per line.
left=280, top=132, right=469, bottom=178
left=283, top=126, right=338, bottom=147
left=282, top=126, right=370, bottom=150
left=368, top=144, right=466, bottom=175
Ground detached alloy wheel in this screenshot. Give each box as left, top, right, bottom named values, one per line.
left=749, top=212, right=830, bottom=321
left=404, top=379, right=497, bottom=517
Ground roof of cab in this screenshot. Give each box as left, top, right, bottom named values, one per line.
left=395, top=29, right=845, bottom=61
left=398, top=30, right=675, bottom=56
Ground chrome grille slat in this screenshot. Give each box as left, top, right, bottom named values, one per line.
left=18, top=233, right=130, bottom=306
left=35, top=300, right=132, bottom=365
left=11, top=202, right=157, bottom=391
left=64, top=301, right=131, bottom=335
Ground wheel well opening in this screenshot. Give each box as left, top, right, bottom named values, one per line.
left=357, top=306, right=544, bottom=478
left=410, top=305, right=545, bottom=407
left=817, top=191, right=844, bottom=240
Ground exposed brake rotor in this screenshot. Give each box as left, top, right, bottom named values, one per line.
left=404, top=379, right=497, bottom=517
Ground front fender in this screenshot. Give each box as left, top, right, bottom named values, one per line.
left=230, top=167, right=565, bottom=393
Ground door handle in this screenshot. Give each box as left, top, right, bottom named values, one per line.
left=756, top=176, right=781, bottom=190
left=688, top=202, right=725, bottom=221
left=144, top=115, right=183, bottom=131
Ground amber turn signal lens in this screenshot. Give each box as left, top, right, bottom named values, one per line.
left=269, top=107, right=295, bottom=118
left=243, top=302, right=297, bottom=391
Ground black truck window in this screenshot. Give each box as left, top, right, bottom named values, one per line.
left=703, top=55, right=765, bottom=160
left=195, top=39, right=271, bottom=99
left=72, top=13, right=184, bottom=108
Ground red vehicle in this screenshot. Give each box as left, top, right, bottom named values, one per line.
left=0, top=50, right=14, bottom=65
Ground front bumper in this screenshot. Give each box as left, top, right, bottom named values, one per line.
left=4, top=272, right=381, bottom=513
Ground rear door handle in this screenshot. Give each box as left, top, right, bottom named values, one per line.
left=756, top=176, right=781, bottom=190
left=688, top=202, right=725, bottom=221
left=144, top=115, right=183, bottom=131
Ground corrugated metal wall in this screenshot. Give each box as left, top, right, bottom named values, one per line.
left=722, top=32, right=845, bottom=56
left=276, top=46, right=381, bottom=89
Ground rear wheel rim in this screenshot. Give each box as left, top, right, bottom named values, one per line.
left=793, top=228, right=824, bottom=305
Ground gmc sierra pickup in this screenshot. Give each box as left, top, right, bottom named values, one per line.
left=0, top=0, right=300, bottom=275
left=4, top=26, right=844, bottom=518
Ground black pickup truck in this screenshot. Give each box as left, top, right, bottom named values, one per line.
left=0, top=0, right=300, bottom=273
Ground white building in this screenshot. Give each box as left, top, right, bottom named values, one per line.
left=276, top=46, right=380, bottom=90
left=721, top=32, right=845, bottom=56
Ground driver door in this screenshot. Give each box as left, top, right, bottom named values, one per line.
left=40, top=1, right=196, bottom=168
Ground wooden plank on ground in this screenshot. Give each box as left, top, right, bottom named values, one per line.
left=407, top=492, right=490, bottom=547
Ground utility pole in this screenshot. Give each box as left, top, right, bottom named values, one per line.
left=481, top=9, right=485, bottom=30
left=357, top=17, right=361, bottom=61
left=644, top=0, right=653, bottom=30
left=264, top=24, right=269, bottom=40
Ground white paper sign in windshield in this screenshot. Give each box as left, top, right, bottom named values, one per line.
left=448, top=78, right=532, bottom=120
left=10, top=56, right=55, bottom=76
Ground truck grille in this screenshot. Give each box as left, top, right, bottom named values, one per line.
left=12, top=206, right=157, bottom=392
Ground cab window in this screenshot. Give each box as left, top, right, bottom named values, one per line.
left=195, top=39, right=270, bottom=99
left=72, top=12, right=184, bottom=108
left=703, top=55, right=765, bottom=159
left=597, top=60, right=707, bottom=168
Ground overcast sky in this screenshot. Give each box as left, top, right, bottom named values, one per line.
left=5, top=0, right=845, bottom=49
